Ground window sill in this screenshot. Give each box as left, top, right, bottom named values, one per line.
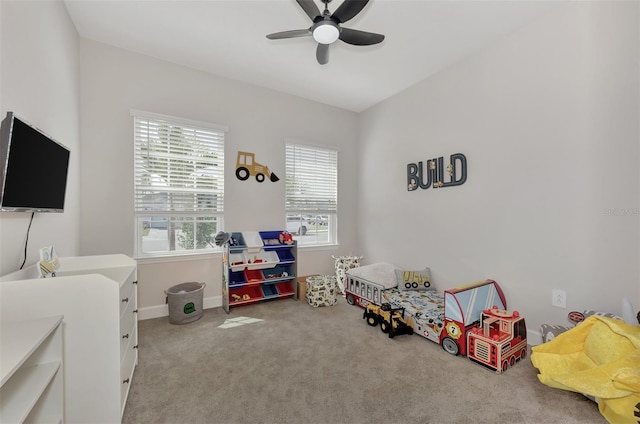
left=296, top=243, right=340, bottom=252
left=135, top=250, right=222, bottom=264
left=135, top=243, right=339, bottom=264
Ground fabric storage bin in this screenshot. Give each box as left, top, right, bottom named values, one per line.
left=332, top=255, right=362, bottom=294
left=305, top=275, right=338, bottom=307
left=165, top=282, right=206, bottom=324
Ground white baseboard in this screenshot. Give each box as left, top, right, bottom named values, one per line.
left=527, top=328, right=542, bottom=346
left=138, top=295, right=223, bottom=321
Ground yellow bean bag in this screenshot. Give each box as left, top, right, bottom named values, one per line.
left=531, top=315, right=640, bottom=424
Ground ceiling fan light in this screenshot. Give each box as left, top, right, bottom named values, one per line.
left=313, top=23, right=339, bottom=44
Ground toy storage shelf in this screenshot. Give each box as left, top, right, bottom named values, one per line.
left=222, top=230, right=297, bottom=313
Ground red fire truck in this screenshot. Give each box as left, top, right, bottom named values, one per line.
left=467, top=306, right=528, bottom=373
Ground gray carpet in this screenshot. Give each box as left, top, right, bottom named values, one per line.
left=123, top=297, right=606, bottom=424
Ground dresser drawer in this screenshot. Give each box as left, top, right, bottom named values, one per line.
left=120, top=326, right=138, bottom=412
left=119, top=278, right=136, bottom=317
left=120, top=297, right=137, bottom=360
left=123, top=267, right=137, bottom=287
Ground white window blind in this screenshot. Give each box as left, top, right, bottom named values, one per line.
left=134, top=115, right=225, bottom=214
left=132, top=111, right=225, bottom=257
left=285, top=143, right=337, bottom=214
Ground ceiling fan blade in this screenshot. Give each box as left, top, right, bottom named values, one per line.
left=339, top=27, right=384, bottom=46
left=266, top=29, right=312, bottom=40
left=296, top=0, right=322, bottom=21
left=331, top=0, right=369, bottom=24
left=316, top=43, right=330, bottom=65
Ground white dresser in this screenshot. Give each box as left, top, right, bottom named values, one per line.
left=0, top=254, right=138, bottom=423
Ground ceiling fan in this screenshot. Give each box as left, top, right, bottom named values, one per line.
left=266, top=0, right=385, bottom=65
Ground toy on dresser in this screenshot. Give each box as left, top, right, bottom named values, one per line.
left=38, top=246, right=60, bottom=278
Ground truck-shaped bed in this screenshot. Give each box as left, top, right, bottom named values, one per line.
left=345, top=263, right=518, bottom=359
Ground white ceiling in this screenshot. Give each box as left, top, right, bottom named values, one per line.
left=63, top=0, right=562, bottom=112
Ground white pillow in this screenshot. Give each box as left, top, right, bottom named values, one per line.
left=346, top=263, right=399, bottom=289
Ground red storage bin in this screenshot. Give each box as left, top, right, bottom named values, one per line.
left=244, top=269, right=264, bottom=283
left=229, top=285, right=264, bottom=305
left=276, top=282, right=295, bottom=297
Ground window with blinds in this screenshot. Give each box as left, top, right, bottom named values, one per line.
left=132, top=110, right=226, bottom=257
left=285, top=142, right=338, bottom=246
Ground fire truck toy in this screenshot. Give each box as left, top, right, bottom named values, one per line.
left=467, top=306, right=528, bottom=373
left=363, top=303, right=414, bottom=339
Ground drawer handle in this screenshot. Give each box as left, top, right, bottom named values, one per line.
left=122, top=333, right=129, bottom=339
left=123, top=378, right=130, bottom=384
left=134, top=344, right=139, bottom=349
left=122, top=297, right=129, bottom=303
left=133, top=309, right=138, bottom=314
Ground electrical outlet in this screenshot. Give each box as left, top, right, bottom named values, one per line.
left=552, top=289, right=566, bottom=308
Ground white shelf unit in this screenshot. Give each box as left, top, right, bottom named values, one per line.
left=0, top=315, right=64, bottom=424
left=1, top=254, right=138, bottom=424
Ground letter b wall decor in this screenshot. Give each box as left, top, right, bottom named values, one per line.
left=407, top=153, right=467, bottom=191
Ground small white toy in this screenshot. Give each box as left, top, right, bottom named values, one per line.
left=38, top=245, right=60, bottom=278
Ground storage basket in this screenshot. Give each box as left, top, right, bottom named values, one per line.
left=165, top=282, right=206, bottom=324
left=305, top=275, right=338, bottom=307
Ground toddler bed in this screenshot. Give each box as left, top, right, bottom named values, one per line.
left=382, top=287, right=445, bottom=343
left=345, top=262, right=507, bottom=355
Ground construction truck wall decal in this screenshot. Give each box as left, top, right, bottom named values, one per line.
left=235, top=151, right=280, bottom=183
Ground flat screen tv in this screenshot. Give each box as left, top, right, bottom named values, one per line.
left=0, top=112, right=70, bottom=212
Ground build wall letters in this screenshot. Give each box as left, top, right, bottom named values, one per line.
left=407, top=153, right=467, bottom=191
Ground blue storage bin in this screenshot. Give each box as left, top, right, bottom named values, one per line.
left=229, top=270, right=246, bottom=286
left=277, top=249, right=295, bottom=263
left=262, top=284, right=279, bottom=299
left=263, top=265, right=293, bottom=281
left=259, top=231, right=283, bottom=244
left=229, top=232, right=247, bottom=250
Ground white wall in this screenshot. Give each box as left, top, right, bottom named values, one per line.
left=3, top=1, right=637, bottom=331
left=358, top=2, right=640, bottom=337
left=0, top=0, right=81, bottom=275
left=78, top=40, right=360, bottom=316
